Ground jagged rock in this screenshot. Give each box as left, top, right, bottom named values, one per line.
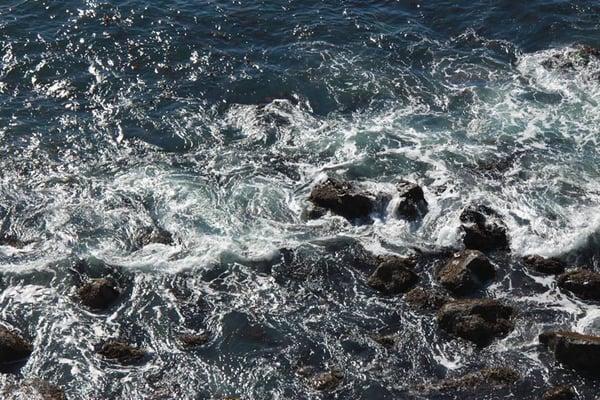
left=539, top=331, right=600, bottom=374
left=542, top=385, right=576, bottom=400
left=311, top=369, right=343, bottom=391
left=541, top=45, right=600, bottom=71
left=3, top=379, right=66, bottom=400
left=460, top=205, right=509, bottom=252
left=404, top=287, right=449, bottom=310
left=437, top=299, right=514, bottom=346
left=424, top=367, right=520, bottom=393
left=97, top=340, right=146, bottom=365
left=557, top=269, right=600, bottom=301
left=309, top=178, right=374, bottom=220
left=0, top=326, right=33, bottom=364
left=367, top=259, right=419, bottom=295
left=437, top=250, right=495, bottom=295
left=522, top=255, right=565, bottom=275
left=135, top=226, right=174, bottom=248
left=395, top=180, right=427, bottom=220
left=177, top=333, right=209, bottom=349
left=78, top=278, right=120, bottom=309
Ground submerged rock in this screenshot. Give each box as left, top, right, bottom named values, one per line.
left=0, top=234, right=30, bottom=249
left=541, top=45, right=600, bottom=71
left=542, top=385, right=576, bottom=400
left=0, top=326, right=33, bottom=364
left=177, top=333, right=210, bottom=349
left=437, top=250, right=495, bottom=295
left=437, top=299, right=514, bottom=346
left=3, top=379, right=66, bottom=400
left=539, top=331, right=600, bottom=374
left=367, top=259, right=419, bottom=295
left=404, top=287, right=449, bottom=310
left=311, top=369, right=343, bottom=391
left=557, top=269, right=600, bottom=301
left=424, top=367, right=520, bottom=393
left=522, top=255, right=565, bottom=275
left=460, top=205, right=509, bottom=252
left=78, top=278, right=120, bottom=309
left=135, top=225, right=174, bottom=248
left=97, top=340, right=146, bottom=365
left=395, top=180, right=427, bottom=220
left=308, top=178, right=374, bottom=221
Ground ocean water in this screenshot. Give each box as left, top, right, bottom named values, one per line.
left=1, top=0, right=600, bottom=398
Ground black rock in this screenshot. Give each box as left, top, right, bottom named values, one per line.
left=539, top=331, right=600, bottom=374
left=0, top=325, right=33, bottom=364
left=177, top=333, right=209, bottom=349
left=522, top=255, right=565, bottom=275
left=424, top=367, right=520, bottom=393
left=437, top=299, right=515, bottom=346
left=542, top=385, right=576, bottom=400
left=437, top=250, right=495, bottom=295
left=367, top=259, right=419, bottom=295
left=311, top=369, right=343, bottom=391
left=78, top=278, right=120, bottom=309
left=395, top=180, right=427, bottom=220
left=460, top=205, right=509, bottom=252
left=135, top=226, right=174, bottom=248
left=0, top=234, right=30, bottom=249
left=302, top=204, right=328, bottom=220
left=404, top=287, right=449, bottom=310
left=97, top=340, right=146, bottom=365
left=309, top=178, right=374, bottom=220
left=557, top=269, right=600, bottom=301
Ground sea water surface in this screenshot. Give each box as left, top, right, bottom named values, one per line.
left=1, top=0, right=600, bottom=399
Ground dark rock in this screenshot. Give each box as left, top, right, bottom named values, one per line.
left=0, top=234, right=30, bottom=249
left=522, top=255, right=565, bottom=275
left=0, top=325, right=33, bottom=364
left=539, top=331, right=600, bottom=374
left=542, top=385, right=576, bottom=400
left=78, top=278, right=120, bottom=309
left=370, top=334, right=396, bottom=348
left=311, top=369, right=343, bottom=391
left=97, top=340, right=146, bottom=365
left=404, top=287, right=449, bottom=310
left=367, top=259, right=419, bottom=295
left=557, top=269, right=600, bottom=301
left=302, top=205, right=328, bottom=220
left=541, top=45, right=600, bottom=71
left=177, top=333, right=209, bottom=349
left=309, top=178, right=374, bottom=221
left=135, top=226, right=174, bottom=248
left=460, top=205, right=509, bottom=252
left=437, top=299, right=515, bottom=346
left=425, top=367, right=519, bottom=393
left=395, top=180, right=427, bottom=220
left=437, top=250, right=495, bottom=295
left=3, top=379, right=66, bottom=400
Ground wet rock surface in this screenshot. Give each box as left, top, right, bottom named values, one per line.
left=394, top=180, right=427, bottom=220
left=3, top=379, right=66, bottom=400
left=404, top=287, right=449, bottom=310
left=134, top=225, right=174, bottom=248
left=423, top=367, right=520, bottom=393
left=522, top=255, right=565, bottom=275
left=177, top=333, right=210, bottom=349
left=367, top=258, right=419, bottom=295
left=97, top=340, right=146, bottom=365
left=309, top=178, right=375, bottom=220
left=539, top=331, right=600, bottom=374
left=460, top=205, right=509, bottom=252
left=437, top=299, right=515, bottom=346
left=541, top=45, right=600, bottom=71
left=0, top=325, right=33, bottom=364
left=311, top=369, right=344, bottom=391
left=77, top=278, right=120, bottom=309
left=437, top=250, right=495, bottom=295
left=542, top=385, right=576, bottom=400
left=557, top=269, right=600, bottom=301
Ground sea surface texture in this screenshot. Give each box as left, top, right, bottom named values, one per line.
left=1, top=0, right=600, bottom=399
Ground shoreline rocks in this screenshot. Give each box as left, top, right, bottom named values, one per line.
left=437, top=250, right=495, bottom=295
left=0, top=325, right=33, bottom=364
left=557, top=269, right=600, bottom=301
left=437, top=299, right=515, bottom=346
left=311, top=369, right=343, bottom=391
left=460, top=205, right=509, bottom=252
left=539, top=331, right=600, bottom=374
left=78, top=278, right=120, bottom=310
left=395, top=180, right=427, bottom=220
left=522, top=255, right=565, bottom=275
left=367, top=258, right=419, bottom=295
left=97, top=340, right=146, bottom=365
left=177, top=333, right=210, bottom=349
left=3, top=379, right=66, bottom=400
left=309, top=178, right=375, bottom=221
left=423, top=367, right=520, bottom=393
left=542, top=385, right=576, bottom=400
left=404, top=287, right=449, bottom=310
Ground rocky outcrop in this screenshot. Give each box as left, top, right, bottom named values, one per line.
left=311, top=369, right=343, bottom=391
left=424, top=367, right=520, bottom=393
left=460, top=205, right=509, bottom=252
left=539, top=331, right=600, bottom=374
left=3, top=379, right=66, bottom=400
left=557, top=269, right=600, bottom=301
left=367, top=258, right=419, bottom=295
left=522, top=255, right=565, bottom=275
left=309, top=178, right=375, bottom=221
left=542, top=385, right=576, bottom=400
left=541, top=45, right=600, bottom=71
left=437, top=299, right=514, bottom=346
left=97, top=340, right=146, bottom=365
left=177, top=333, right=209, bottom=349
left=437, top=250, right=495, bottom=295
left=0, top=325, right=33, bottom=364
left=395, top=180, right=427, bottom=220
left=78, top=278, right=120, bottom=309
left=135, top=226, right=174, bottom=248
left=404, top=287, right=449, bottom=310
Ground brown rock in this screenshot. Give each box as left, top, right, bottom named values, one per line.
left=97, top=340, right=146, bottom=365
left=522, top=255, right=565, bottom=275
left=395, top=180, right=427, bottom=220
left=542, top=385, right=576, bottom=400
left=177, top=333, right=209, bottom=349
left=367, top=259, right=419, bottom=295
left=404, top=287, right=449, bottom=310
left=311, top=369, right=343, bottom=391
left=0, top=325, right=33, bottom=364
left=3, top=379, right=66, bottom=400
left=539, top=331, right=600, bottom=374
left=557, top=269, right=600, bottom=301
left=460, top=205, right=509, bottom=252
left=309, top=178, right=374, bottom=220
left=425, top=367, right=519, bottom=392
left=78, top=278, right=120, bottom=310
left=437, top=250, right=495, bottom=295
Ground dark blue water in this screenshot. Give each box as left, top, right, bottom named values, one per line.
left=1, top=1, right=600, bottom=399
